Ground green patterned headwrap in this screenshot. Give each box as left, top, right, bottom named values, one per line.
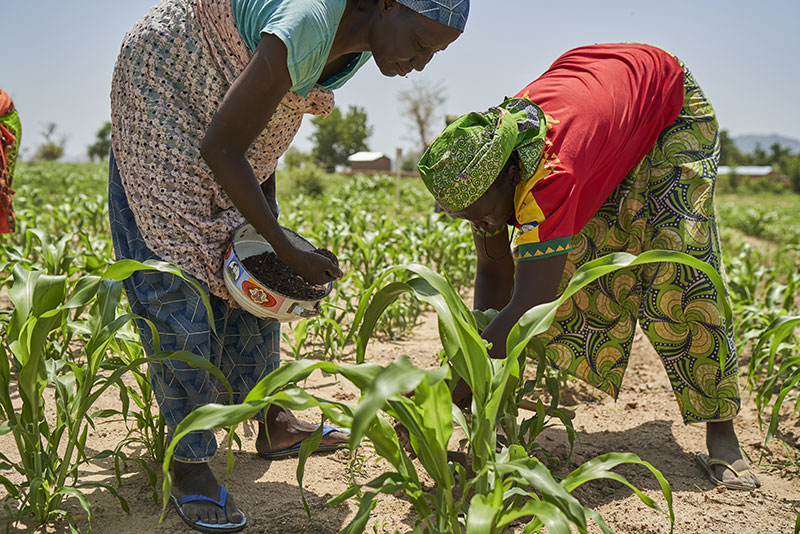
left=418, top=97, right=547, bottom=212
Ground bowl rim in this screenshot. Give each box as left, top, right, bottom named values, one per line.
left=230, top=223, right=334, bottom=302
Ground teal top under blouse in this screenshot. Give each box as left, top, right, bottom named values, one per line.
left=230, top=0, right=373, bottom=97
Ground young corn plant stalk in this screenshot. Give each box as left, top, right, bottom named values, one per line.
left=748, top=310, right=800, bottom=526
left=750, top=315, right=800, bottom=449
left=346, top=257, right=685, bottom=533
left=160, top=251, right=732, bottom=532
left=282, top=318, right=310, bottom=360
left=0, top=260, right=230, bottom=532
left=102, top=334, right=169, bottom=504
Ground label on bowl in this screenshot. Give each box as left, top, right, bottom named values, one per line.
left=242, top=279, right=282, bottom=309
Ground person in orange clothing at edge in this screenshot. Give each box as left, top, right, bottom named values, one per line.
left=417, top=43, right=760, bottom=493
left=1, top=89, right=20, bottom=235
left=108, top=0, right=468, bottom=531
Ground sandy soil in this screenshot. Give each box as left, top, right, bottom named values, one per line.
left=2, top=311, right=799, bottom=534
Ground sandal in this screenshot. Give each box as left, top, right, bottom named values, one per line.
left=170, top=486, right=247, bottom=533
left=696, top=453, right=760, bottom=491
left=257, top=424, right=348, bottom=461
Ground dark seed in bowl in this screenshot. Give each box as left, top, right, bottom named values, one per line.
left=241, top=249, right=338, bottom=300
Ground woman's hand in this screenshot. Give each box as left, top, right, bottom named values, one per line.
left=284, top=248, right=343, bottom=285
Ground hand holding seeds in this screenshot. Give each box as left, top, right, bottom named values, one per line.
left=285, top=247, right=343, bottom=285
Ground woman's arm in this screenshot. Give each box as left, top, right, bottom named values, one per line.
left=473, top=228, right=515, bottom=311
left=480, top=253, right=567, bottom=359
left=200, top=34, right=340, bottom=284
left=261, top=172, right=278, bottom=218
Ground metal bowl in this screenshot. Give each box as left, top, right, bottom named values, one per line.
left=223, top=224, right=333, bottom=322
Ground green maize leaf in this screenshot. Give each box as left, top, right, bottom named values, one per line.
left=315, top=399, right=356, bottom=430
left=0, top=476, right=21, bottom=502
left=243, top=360, right=342, bottom=401
left=7, top=265, right=67, bottom=350
left=339, top=489, right=380, bottom=534
left=349, top=356, right=429, bottom=449
left=78, top=481, right=131, bottom=515
left=356, top=268, right=491, bottom=405
left=8, top=265, right=63, bottom=320
left=766, top=372, right=800, bottom=443
left=471, top=309, right=499, bottom=332
left=87, top=279, right=122, bottom=337
left=297, top=421, right=325, bottom=518
left=85, top=314, right=138, bottom=373
left=448, top=309, right=493, bottom=407
left=63, top=276, right=101, bottom=309
left=582, top=508, right=616, bottom=534
left=16, top=320, right=48, bottom=406
left=561, top=452, right=674, bottom=527
left=754, top=315, right=800, bottom=362
left=451, top=403, right=471, bottom=442
left=101, top=259, right=216, bottom=335
left=494, top=457, right=587, bottom=530
left=364, top=471, right=410, bottom=494
left=355, top=281, right=415, bottom=363
left=343, top=268, right=394, bottom=348
left=484, top=350, right=523, bottom=435
left=361, top=414, right=420, bottom=485
left=496, top=499, right=571, bottom=534
left=55, top=487, right=92, bottom=524
left=409, top=377, right=453, bottom=486
left=0, top=346, right=15, bottom=429
left=466, top=493, right=499, bottom=534
left=81, top=350, right=235, bottom=436
left=328, top=484, right=362, bottom=508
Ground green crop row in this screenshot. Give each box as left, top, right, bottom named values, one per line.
left=0, top=162, right=798, bottom=532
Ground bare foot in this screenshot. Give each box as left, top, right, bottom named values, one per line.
left=705, top=420, right=760, bottom=490
left=172, top=461, right=243, bottom=526
left=255, top=405, right=348, bottom=456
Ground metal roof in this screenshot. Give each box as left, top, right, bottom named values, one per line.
left=348, top=151, right=389, bottom=162
left=718, top=165, right=774, bottom=176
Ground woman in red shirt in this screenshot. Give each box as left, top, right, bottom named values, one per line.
left=419, top=43, right=759, bottom=491
left=0, top=89, right=20, bottom=234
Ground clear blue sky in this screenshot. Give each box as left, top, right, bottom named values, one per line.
left=3, top=0, right=799, bottom=161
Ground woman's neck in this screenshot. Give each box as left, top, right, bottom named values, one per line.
left=330, top=0, right=374, bottom=58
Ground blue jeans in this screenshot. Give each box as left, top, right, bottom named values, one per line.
left=108, top=152, right=280, bottom=462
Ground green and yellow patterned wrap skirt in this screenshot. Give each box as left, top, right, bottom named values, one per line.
left=535, top=61, right=740, bottom=424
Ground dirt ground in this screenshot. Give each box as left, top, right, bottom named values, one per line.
left=2, top=310, right=799, bottom=534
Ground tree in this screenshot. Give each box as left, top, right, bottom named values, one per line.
left=719, top=129, right=742, bottom=166
left=33, top=122, right=66, bottom=162
left=776, top=152, right=800, bottom=194
left=750, top=144, right=769, bottom=166
left=87, top=122, right=111, bottom=161
left=282, top=147, right=313, bottom=169
left=769, top=142, right=792, bottom=165
left=310, top=106, right=372, bottom=172
left=398, top=79, right=446, bottom=156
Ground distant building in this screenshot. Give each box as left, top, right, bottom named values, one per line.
left=718, top=165, right=789, bottom=187
left=718, top=165, right=774, bottom=178
left=348, top=151, right=392, bottom=173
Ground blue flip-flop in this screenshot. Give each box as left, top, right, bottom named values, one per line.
left=257, top=424, right=349, bottom=460
left=170, top=486, right=247, bottom=533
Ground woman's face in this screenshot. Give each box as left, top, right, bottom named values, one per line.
left=369, top=1, right=462, bottom=77
left=446, top=162, right=520, bottom=234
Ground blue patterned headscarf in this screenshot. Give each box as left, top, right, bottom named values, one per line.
left=396, top=0, right=469, bottom=31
